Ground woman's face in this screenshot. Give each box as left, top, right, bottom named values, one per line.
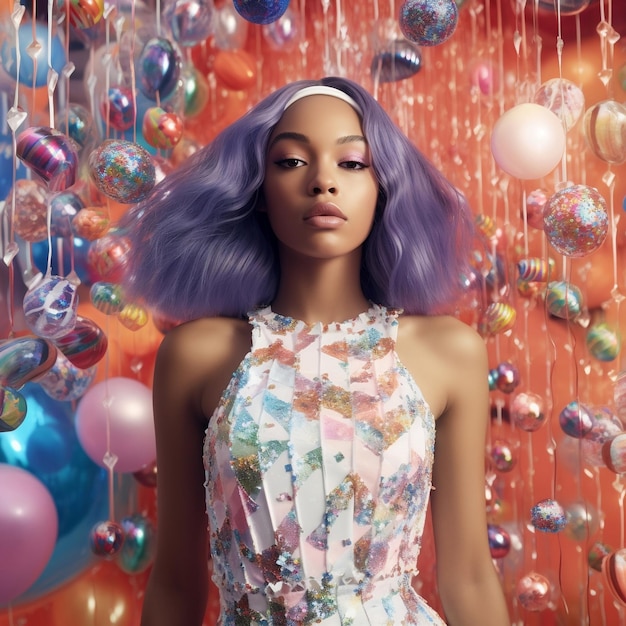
left=263, top=94, right=379, bottom=263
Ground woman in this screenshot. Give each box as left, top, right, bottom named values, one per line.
left=124, top=77, right=510, bottom=625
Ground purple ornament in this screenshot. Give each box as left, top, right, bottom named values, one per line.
left=543, top=185, right=609, bottom=257
left=165, top=0, right=216, bottom=47
left=90, top=520, right=125, bottom=557
left=559, top=401, right=594, bottom=438
left=23, top=276, right=79, bottom=340
left=100, top=86, right=136, bottom=132
left=233, top=0, right=290, bottom=25
left=136, top=37, right=181, bottom=101
left=531, top=498, right=567, bottom=533
left=399, top=0, right=458, bottom=47
left=489, top=439, right=516, bottom=472
left=495, top=362, right=520, bottom=394
left=371, top=39, right=422, bottom=83
left=487, top=524, right=511, bottom=559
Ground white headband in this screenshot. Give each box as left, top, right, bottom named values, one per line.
left=284, top=85, right=363, bottom=116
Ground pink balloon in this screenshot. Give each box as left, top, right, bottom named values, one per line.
left=0, top=464, right=58, bottom=604
left=75, top=377, right=156, bottom=473
left=491, top=103, right=566, bottom=180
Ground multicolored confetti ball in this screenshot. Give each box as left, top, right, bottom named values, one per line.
left=511, top=391, right=546, bottom=432
left=545, top=280, right=583, bottom=320
left=233, top=0, right=290, bottom=25
left=558, top=400, right=594, bottom=438
left=88, top=139, right=156, bottom=204
left=586, top=322, right=621, bottom=362
left=487, top=524, right=511, bottom=559
left=90, top=520, right=125, bottom=557
left=543, top=184, right=608, bottom=257
left=399, top=0, right=459, bottom=46
left=531, top=498, right=567, bottom=533
left=516, top=572, right=552, bottom=611
left=23, top=275, right=79, bottom=340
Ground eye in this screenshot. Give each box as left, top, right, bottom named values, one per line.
left=275, top=157, right=306, bottom=168
left=340, top=160, right=368, bottom=170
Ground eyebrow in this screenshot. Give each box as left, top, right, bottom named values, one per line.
left=268, top=132, right=367, bottom=150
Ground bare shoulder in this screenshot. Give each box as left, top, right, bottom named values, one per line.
left=396, top=314, right=487, bottom=417
left=154, top=316, right=252, bottom=421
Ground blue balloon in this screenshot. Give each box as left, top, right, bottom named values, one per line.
left=0, top=22, right=67, bottom=87
left=0, top=383, right=111, bottom=603
left=29, top=235, right=95, bottom=285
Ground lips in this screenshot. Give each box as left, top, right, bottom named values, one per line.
left=303, top=203, right=347, bottom=221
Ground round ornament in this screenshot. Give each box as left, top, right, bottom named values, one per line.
left=0, top=387, right=27, bottom=431
left=543, top=185, right=608, bottom=257
left=545, top=281, right=583, bottom=319
left=233, top=0, right=290, bottom=25
left=371, top=40, right=422, bottom=83
left=491, top=103, right=565, bottom=180
left=72, top=207, right=111, bottom=241
left=494, top=362, right=520, bottom=394
left=142, top=107, right=184, bottom=150
left=0, top=336, right=56, bottom=390
left=603, top=549, right=626, bottom=606
left=90, top=520, right=125, bottom=557
left=23, top=275, right=79, bottom=340
left=100, top=86, right=136, bottom=132
left=118, top=514, right=156, bottom=573
left=399, top=0, right=459, bottom=47
left=88, top=139, right=156, bottom=204
left=583, top=99, right=626, bottom=164
left=531, top=498, right=567, bottom=533
left=525, top=188, right=549, bottom=229
left=90, top=281, right=126, bottom=315
left=511, top=391, right=546, bottom=432
left=586, top=323, right=620, bottom=362
left=16, top=126, right=79, bottom=192
left=489, top=439, right=516, bottom=472
left=52, top=315, right=108, bottom=369
left=165, top=0, right=216, bottom=47
left=480, top=301, right=516, bottom=335
left=516, top=572, right=551, bottom=611
left=558, top=401, right=594, bottom=438
left=487, top=524, right=511, bottom=559
left=589, top=541, right=613, bottom=572
left=60, top=0, right=105, bottom=29
left=136, top=37, right=182, bottom=101
left=602, top=432, right=626, bottom=474
left=533, top=78, right=585, bottom=132
left=9, top=179, right=49, bottom=243
left=50, top=190, right=85, bottom=238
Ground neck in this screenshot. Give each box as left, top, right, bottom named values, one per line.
left=271, top=253, right=370, bottom=325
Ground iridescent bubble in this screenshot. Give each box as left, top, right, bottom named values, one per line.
left=165, top=0, right=215, bottom=47
left=262, top=5, right=300, bottom=50
left=534, top=78, right=585, bottom=132
left=55, top=104, right=98, bottom=149
left=543, top=185, right=608, bottom=257
left=214, top=2, right=249, bottom=49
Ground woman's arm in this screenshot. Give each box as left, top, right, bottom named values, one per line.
left=140, top=318, right=249, bottom=626
left=429, top=319, right=510, bottom=626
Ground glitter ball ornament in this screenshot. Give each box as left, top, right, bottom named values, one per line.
left=88, top=140, right=156, bottom=204
left=233, top=0, right=290, bottom=25
left=23, top=276, right=79, bottom=340
left=531, top=498, right=567, bottom=533
left=517, top=572, right=552, bottom=611
left=545, top=280, right=583, bottom=320
left=90, top=520, right=125, bottom=557
left=489, top=439, right=516, bottom=472
left=511, top=392, right=546, bottom=432
left=558, top=400, right=594, bottom=438
left=586, top=322, right=620, bottom=362
left=543, top=185, right=609, bottom=257
left=488, top=524, right=511, bottom=559
left=399, top=0, right=458, bottom=47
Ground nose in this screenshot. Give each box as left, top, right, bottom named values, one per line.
left=308, top=163, right=337, bottom=195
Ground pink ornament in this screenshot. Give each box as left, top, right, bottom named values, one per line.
left=517, top=571, right=552, bottom=611
left=525, top=188, right=549, bottom=229
left=491, top=103, right=565, bottom=180
left=487, top=524, right=511, bottom=559
left=75, top=377, right=156, bottom=473
left=511, top=392, right=546, bottom=432
left=489, top=439, right=516, bottom=472
left=602, top=432, right=626, bottom=473
left=52, top=315, right=108, bottom=369
left=0, top=464, right=58, bottom=604
left=9, top=179, right=49, bottom=242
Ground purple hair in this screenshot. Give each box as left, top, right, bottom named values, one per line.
left=121, top=76, right=474, bottom=321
